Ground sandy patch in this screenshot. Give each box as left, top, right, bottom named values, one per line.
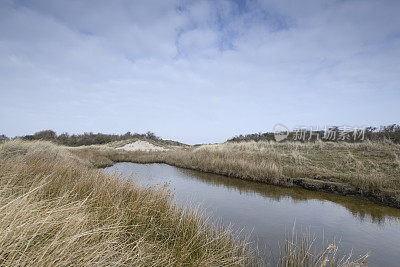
left=116, top=140, right=167, bottom=151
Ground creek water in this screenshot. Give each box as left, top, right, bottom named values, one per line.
left=104, top=162, right=400, bottom=266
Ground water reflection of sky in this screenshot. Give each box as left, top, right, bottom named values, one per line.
left=104, top=162, right=400, bottom=266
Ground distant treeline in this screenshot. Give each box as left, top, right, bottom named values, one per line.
left=228, top=124, right=400, bottom=143
left=16, top=130, right=162, bottom=147
left=0, top=134, right=8, bottom=141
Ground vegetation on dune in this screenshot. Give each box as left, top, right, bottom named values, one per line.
left=228, top=124, right=400, bottom=143
left=6, top=124, right=399, bottom=148
left=72, top=140, right=400, bottom=208
left=18, top=129, right=186, bottom=147
left=0, top=140, right=251, bottom=266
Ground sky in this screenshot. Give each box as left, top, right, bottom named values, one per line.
left=0, top=0, right=399, bottom=144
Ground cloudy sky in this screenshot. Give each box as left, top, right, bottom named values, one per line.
left=1, top=0, right=399, bottom=144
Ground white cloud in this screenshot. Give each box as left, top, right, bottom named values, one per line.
left=0, top=0, right=399, bottom=143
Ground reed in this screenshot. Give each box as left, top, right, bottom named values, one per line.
left=278, top=227, right=369, bottom=267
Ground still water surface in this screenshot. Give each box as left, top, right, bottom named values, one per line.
left=104, top=162, right=400, bottom=266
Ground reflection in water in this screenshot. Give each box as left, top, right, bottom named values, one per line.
left=104, top=163, right=400, bottom=266
left=177, top=168, right=400, bottom=224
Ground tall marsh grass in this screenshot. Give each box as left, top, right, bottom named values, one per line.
left=278, top=227, right=369, bottom=267
left=0, top=140, right=251, bottom=265
left=0, top=140, right=369, bottom=266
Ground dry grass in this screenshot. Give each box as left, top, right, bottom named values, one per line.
left=0, top=140, right=252, bottom=266
left=0, top=140, right=370, bottom=266
left=278, top=227, right=369, bottom=267
left=70, top=140, right=400, bottom=208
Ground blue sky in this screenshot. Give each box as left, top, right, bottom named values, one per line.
left=1, top=0, right=399, bottom=144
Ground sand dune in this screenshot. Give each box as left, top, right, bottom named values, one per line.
left=117, top=140, right=167, bottom=151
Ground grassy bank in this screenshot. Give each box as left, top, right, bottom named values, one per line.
left=71, top=140, right=400, bottom=208
left=0, top=140, right=251, bottom=265
left=0, top=140, right=370, bottom=266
